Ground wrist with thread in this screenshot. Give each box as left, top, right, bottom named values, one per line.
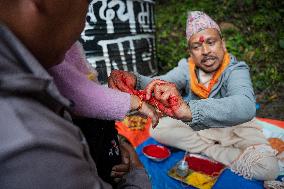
left=128, top=95, right=143, bottom=115
left=134, top=96, right=143, bottom=111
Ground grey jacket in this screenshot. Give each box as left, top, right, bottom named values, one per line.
left=136, top=55, right=256, bottom=130
left=0, top=24, right=151, bottom=189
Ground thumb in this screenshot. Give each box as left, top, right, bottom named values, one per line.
left=120, top=142, right=130, bottom=164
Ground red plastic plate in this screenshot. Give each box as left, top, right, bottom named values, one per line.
left=142, top=144, right=171, bottom=161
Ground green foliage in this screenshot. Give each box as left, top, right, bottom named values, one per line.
left=155, top=0, right=284, bottom=93
left=224, top=32, right=248, bottom=58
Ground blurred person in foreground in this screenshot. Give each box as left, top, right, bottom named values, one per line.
left=0, top=0, right=151, bottom=188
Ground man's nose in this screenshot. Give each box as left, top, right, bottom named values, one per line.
left=201, top=44, right=211, bottom=55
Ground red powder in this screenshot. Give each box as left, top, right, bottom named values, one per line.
left=143, top=145, right=170, bottom=159
left=199, top=36, right=205, bottom=43
left=185, top=156, right=224, bottom=176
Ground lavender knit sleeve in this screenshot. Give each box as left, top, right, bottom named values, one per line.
left=48, top=62, right=130, bottom=120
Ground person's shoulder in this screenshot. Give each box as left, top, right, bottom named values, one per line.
left=223, top=54, right=251, bottom=81
left=65, top=42, right=90, bottom=74
left=228, top=54, right=249, bottom=70
left=176, top=57, right=189, bottom=68
left=178, top=57, right=188, bottom=64
left=0, top=96, right=82, bottom=155
left=0, top=98, right=35, bottom=155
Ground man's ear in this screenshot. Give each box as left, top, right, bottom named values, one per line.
left=187, top=41, right=192, bottom=56
left=222, top=38, right=227, bottom=52
left=187, top=47, right=191, bottom=56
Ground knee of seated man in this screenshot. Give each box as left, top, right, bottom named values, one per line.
left=149, top=124, right=163, bottom=141
left=149, top=117, right=170, bottom=138
left=251, top=155, right=279, bottom=180
left=231, top=145, right=280, bottom=180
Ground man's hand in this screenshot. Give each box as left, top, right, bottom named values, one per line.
left=139, top=102, right=160, bottom=128
left=130, top=95, right=159, bottom=128
left=111, top=140, right=144, bottom=183
left=110, top=140, right=131, bottom=183
left=108, top=70, right=137, bottom=93
left=120, top=140, right=144, bottom=169
left=145, top=80, right=192, bottom=121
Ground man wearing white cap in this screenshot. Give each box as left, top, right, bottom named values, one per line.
left=108, top=11, right=281, bottom=181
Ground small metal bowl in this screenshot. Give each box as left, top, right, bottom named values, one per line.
left=142, top=144, right=171, bottom=161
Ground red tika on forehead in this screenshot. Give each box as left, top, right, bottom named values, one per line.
left=199, top=36, right=205, bottom=43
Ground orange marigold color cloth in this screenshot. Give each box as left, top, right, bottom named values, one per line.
left=189, top=52, right=230, bottom=99
left=268, top=138, right=284, bottom=154
left=115, top=115, right=152, bottom=147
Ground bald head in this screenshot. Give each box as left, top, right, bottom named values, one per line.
left=0, top=0, right=89, bottom=68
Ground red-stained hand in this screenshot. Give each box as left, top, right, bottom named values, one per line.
left=108, top=71, right=191, bottom=126
left=138, top=101, right=160, bottom=128
left=145, top=80, right=192, bottom=120
left=130, top=95, right=160, bottom=128
left=108, top=70, right=136, bottom=93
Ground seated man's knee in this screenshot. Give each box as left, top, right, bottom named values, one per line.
left=251, top=155, right=279, bottom=180
left=149, top=121, right=165, bottom=140
left=231, top=144, right=279, bottom=180
left=149, top=117, right=173, bottom=138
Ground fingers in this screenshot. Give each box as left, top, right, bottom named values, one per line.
left=111, top=164, right=129, bottom=178
left=115, top=80, right=133, bottom=93
left=111, top=166, right=127, bottom=183
left=120, top=82, right=135, bottom=94
left=150, top=110, right=159, bottom=128
left=152, top=83, right=178, bottom=106
left=108, top=77, right=118, bottom=90
left=144, top=81, right=155, bottom=100
left=145, top=81, right=181, bottom=117
left=110, top=141, right=132, bottom=182
left=139, top=103, right=159, bottom=122
left=113, top=178, right=122, bottom=183
left=120, top=141, right=135, bottom=155
left=112, top=164, right=129, bottom=173
left=108, top=70, right=137, bottom=93
left=120, top=141, right=144, bottom=169
left=145, top=79, right=167, bottom=100
left=145, top=80, right=178, bottom=102
left=151, top=114, right=160, bottom=129
left=156, top=102, right=174, bottom=117
left=158, top=90, right=172, bottom=106
left=108, top=70, right=119, bottom=88
left=119, top=142, right=130, bottom=165
left=124, top=72, right=136, bottom=89
left=138, top=102, right=160, bottom=129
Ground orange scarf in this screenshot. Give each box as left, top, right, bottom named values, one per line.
left=189, top=52, right=230, bottom=99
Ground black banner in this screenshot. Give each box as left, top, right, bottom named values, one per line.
left=80, top=0, right=157, bottom=83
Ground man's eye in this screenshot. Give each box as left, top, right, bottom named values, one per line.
left=207, top=41, right=216, bottom=45
left=192, top=45, right=201, bottom=49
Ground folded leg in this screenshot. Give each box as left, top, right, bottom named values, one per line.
left=150, top=117, right=210, bottom=153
